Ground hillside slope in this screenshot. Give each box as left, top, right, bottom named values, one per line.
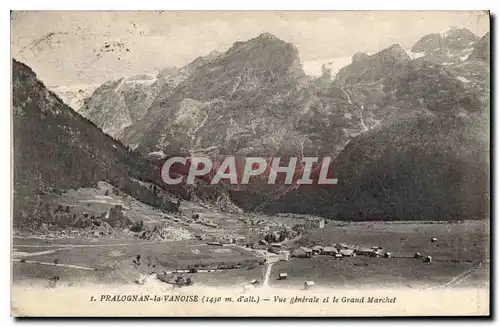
left=12, top=59, right=179, bottom=228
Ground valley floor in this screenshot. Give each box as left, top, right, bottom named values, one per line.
left=12, top=219, right=490, bottom=291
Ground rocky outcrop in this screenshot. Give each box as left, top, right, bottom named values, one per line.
left=79, top=73, right=163, bottom=137
left=120, top=33, right=362, bottom=157
left=334, top=44, right=410, bottom=85
left=468, top=32, right=490, bottom=62
left=410, top=27, right=479, bottom=65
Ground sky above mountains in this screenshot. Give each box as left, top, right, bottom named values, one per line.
left=11, top=11, right=489, bottom=86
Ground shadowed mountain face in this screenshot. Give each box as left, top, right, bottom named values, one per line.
left=467, top=32, right=490, bottom=62
left=266, top=113, right=489, bottom=221
left=265, top=30, right=490, bottom=220
left=12, top=59, right=182, bottom=227
left=13, top=59, right=139, bottom=194
left=60, top=29, right=490, bottom=221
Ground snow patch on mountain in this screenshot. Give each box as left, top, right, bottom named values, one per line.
left=456, top=76, right=471, bottom=84
left=407, top=49, right=425, bottom=59
left=302, top=56, right=353, bottom=77
left=50, top=84, right=99, bottom=111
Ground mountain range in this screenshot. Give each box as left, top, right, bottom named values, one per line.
left=13, top=27, right=490, bottom=221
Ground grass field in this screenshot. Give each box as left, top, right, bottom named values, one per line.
left=269, top=219, right=489, bottom=290
left=12, top=237, right=262, bottom=285
left=270, top=256, right=488, bottom=289
left=295, top=220, right=489, bottom=261
left=187, top=266, right=266, bottom=287
left=42, top=182, right=169, bottom=227
left=12, top=217, right=490, bottom=290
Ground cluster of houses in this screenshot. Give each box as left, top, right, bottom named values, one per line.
left=289, top=242, right=436, bottom=263
left=291, top=243, right=392, bottom=259
left=199, top=220, right=219, bottom=229
left=197, top=233, right=247, bottom=246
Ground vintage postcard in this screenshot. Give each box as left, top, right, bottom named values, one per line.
left=10, top=11, right=490, bottom=317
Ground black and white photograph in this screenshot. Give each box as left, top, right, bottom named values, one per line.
left=10, top=10, right=490, bottom=317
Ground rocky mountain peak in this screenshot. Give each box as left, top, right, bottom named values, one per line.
left=410, top=27, right=479, bottom=65
left=444, top=26, right=479, bottom=49
left=335, top=44, right=410, bottom=85
left=256, top=32, right=280, bottom=40
left=467, top=32, right=490, bottom=62
left=155, top=33, right=304, bottom=103
left=384, top=44, right=409, bottom=58
left=352, top=52, right=369, bottom=63
left=227, top=32, right=299, bottom=63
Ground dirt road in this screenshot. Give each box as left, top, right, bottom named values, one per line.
left=263, top=263, right=274, bottom=287
left=12, top=259, right=96, bottom=271
left=429, top=262, right=484, bottom=289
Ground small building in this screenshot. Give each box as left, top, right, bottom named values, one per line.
left=304, top=281, right=315, bottom=290
left=268, top=246, right=282, bottom=254
left=383, top=252, right=392, bottom=258
left=292, top=247, right=313, bottom=258
left=424, top=256, right=433, bottom=263
left=431, top=237, right=438, bottom=243
left=369, top=249, right=382, bottom=258
left=278, top=272, right=288, bottom=280
left=250, top=279, right=260, bottom=286
left=278, top=250, right=291, bottom=261
left=195, top=233, right=206, bottom=240
left=235, top=236, right=246, bottom=244
left=312, top=245, right=324, bottom=255
left=323, top=246, right=338, bottom=256
left=339, top=249, right=356, bottom=257
left=204, top=221, right=219, bottom=228
left=414, top=252, right=422, bottom=259
left=336, top=243, right=350, bottom=250
left=355, top=247, right=373, bottom=256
